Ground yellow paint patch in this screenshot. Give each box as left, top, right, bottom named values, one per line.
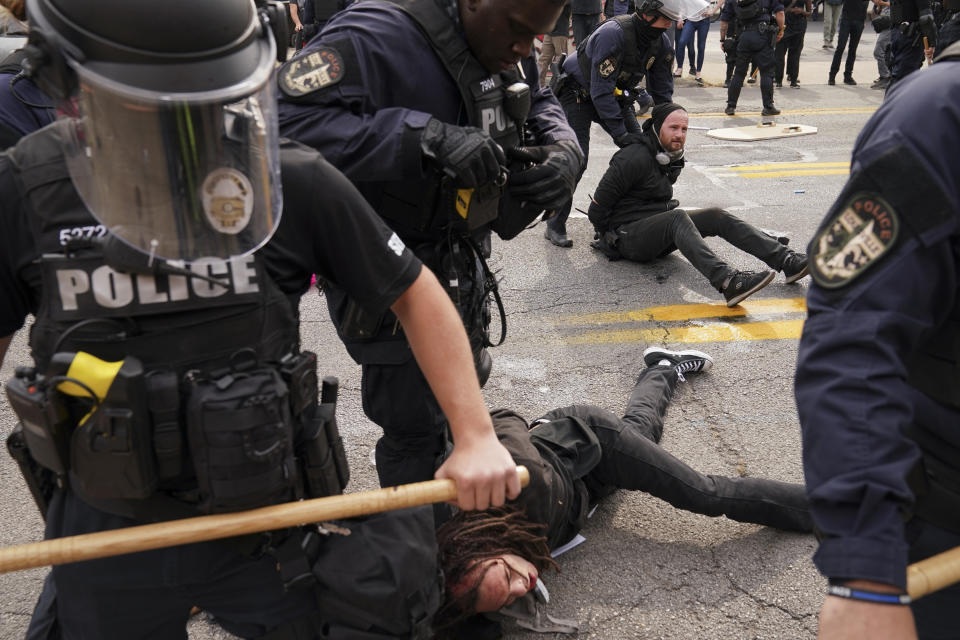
left=729, top=162, right=850, bottom=171
left=564, top=320, right=805, bottom=345
left=557, top=298, right=807, bottom=326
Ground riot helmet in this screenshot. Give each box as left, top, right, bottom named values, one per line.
left=636, top=0, right=712, bottom=22
left=22, top=0, right=288, bottom=262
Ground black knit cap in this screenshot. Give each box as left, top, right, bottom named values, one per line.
left=642, top=102, right=687, bottom=133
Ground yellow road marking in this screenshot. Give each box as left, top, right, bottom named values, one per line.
left=739, top=169, right=850, bottom=178
left=565, top=320, right=805, bottom=345
left=640, top=107, right=878, bottom=119
left=557, top=298, right=807, bottom=326
left=729, top=162, right=849, bottom=171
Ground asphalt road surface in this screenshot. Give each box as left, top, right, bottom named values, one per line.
left=0, top=21, right=898, bottom=640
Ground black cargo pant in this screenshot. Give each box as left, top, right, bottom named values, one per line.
left=613, top=207, right=791, bottom=291
left=727, top=28, right=778, bottom=109
left=587, top=367, right=811, bottom=531
left=27, top=490, right=318, bottom=639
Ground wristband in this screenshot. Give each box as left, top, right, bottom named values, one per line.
left=826, top=584, right=911, bottom=605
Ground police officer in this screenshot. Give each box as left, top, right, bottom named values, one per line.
left=795, top=44, right=960, bottom=639
left=720, top=0, right=785, bottom=116
left=547, top=0, right=709, bottom=248
left=277, top=0, right=583, bottom=489
left=1, top=0, right=521, bottom=635
left=887, top=0, right=938, bottom=87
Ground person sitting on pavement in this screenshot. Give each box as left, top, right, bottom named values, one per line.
left=434, top=345, right=812, bottom=633
left=588, top=102, right=809, bottom=307
left=544, top=0, right=711, bottom=248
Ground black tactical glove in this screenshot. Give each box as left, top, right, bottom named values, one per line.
left=505, top=140, right=584, bottom=211
left=419, top=117, right=506, bottom=188
left=614, top=132, right=646, bottom=148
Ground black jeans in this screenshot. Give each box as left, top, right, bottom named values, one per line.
left=552, top=86, right=641, bottom=233
left=775, top=28, right=806, bottom=83
left=726, top=29, right=777, bottom=109
left=888, top=26, right=925, bottom=88
left=28, top=490, right=318, bottom=639
left=584, top=366, right=812, bottom=532
left=830, top=17, right=864, bottom=77
left=613, top=207, right=791, bottom=290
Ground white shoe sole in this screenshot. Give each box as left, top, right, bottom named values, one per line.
left=784, top=264, right=810, bottom=284
left=725, top=271, right=775, bottom=307
left=642, top=346, right=714, bottom=372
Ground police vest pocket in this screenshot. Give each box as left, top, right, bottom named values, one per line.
left=69, top=357, right=159, bottom=500
left=297, top=401, right=350, bottom=499
left=186, top=369, right=297, bottom=513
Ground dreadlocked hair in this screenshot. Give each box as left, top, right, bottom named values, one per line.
left=433, top=505, right=558, bottom=635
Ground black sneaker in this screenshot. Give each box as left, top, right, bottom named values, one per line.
left=642, top=346, right=714, bottom=379
left=544, top=226, right=572, bottom=248
left=790, top=80, right=800, bottom=88
left=781, top=252, right=809, bottom=284
left=843, top=75, right=857, bottom=85
left=724, top=105, right=736, bottom=116
left=761, top=106, right=781, bottom=116
left=722, top=270, right=775, bottom=307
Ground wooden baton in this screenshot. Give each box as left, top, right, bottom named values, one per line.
left=908, top=544, right=960, bottom=600
left=0, top=465, right=530, bottom=574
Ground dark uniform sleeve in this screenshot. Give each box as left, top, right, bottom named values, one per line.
left=276, top=8, right=434, bottom=182
left=645, top=33, right=675, bottom=105
left=522, top=57, right=579, bottom=146
left=795, top=64, right=960, bottom=589
left=0, top=155, right=39, bottom=337
left=584, top=26, right=632, bottom=138
left=262, top=141, right=423, bottom=315
left=719, top=0, right=736, bottom=22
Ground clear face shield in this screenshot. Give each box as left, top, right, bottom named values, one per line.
left=644, top=0, right=712, bottom=21
left=60, top=52, right=282, bottom=263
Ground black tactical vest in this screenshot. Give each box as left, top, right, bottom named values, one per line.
left=577, top=14, right=662, bottom=90
left=10, top=122, right=298, bottom=374
left=6, top=122, right=316, bottom=517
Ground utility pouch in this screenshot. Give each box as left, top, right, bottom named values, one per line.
left=340, top=298, right=385, bottom=340
left=297, top=377, right=350, bottom=498
left=5, top=367, right=72, bottom=476
left=6, top=424, right=57, bottom=518
left=186, top=367, right=297, bottom=513
left=68, top=355, right=158, bottom=500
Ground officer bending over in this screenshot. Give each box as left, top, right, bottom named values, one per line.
left=435, top=346, right=812, bottom=635
left=277, top=0, right=583, bottom=490
left=796, top=44, right=960, bottom=639
left=588, top=103, right=809, bottom=307
left=547, top=0, right=710, bottom=247
left=0, top=0, right=520, bottom=636
left=720, top=0, right=785, bottom=116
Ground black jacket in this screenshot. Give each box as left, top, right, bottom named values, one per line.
left=587, top=129, right=683, bottom=233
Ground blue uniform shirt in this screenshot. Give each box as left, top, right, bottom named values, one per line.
left=277, top=1, right=574, bottom=228
left=0, top=71, right=55, bottom=145
left=561, top=19, right=673, bottom=138
left=795, top=60, right=960, bottom=589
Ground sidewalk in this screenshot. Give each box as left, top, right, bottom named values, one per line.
left=672, top=18, right=886, bottom=88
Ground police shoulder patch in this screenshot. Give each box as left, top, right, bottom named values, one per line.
left=598, top=58, right=617, bottom=78
left=809, top=192, right=900, bottom=289
left=278, top=46, right=345, bottom=98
